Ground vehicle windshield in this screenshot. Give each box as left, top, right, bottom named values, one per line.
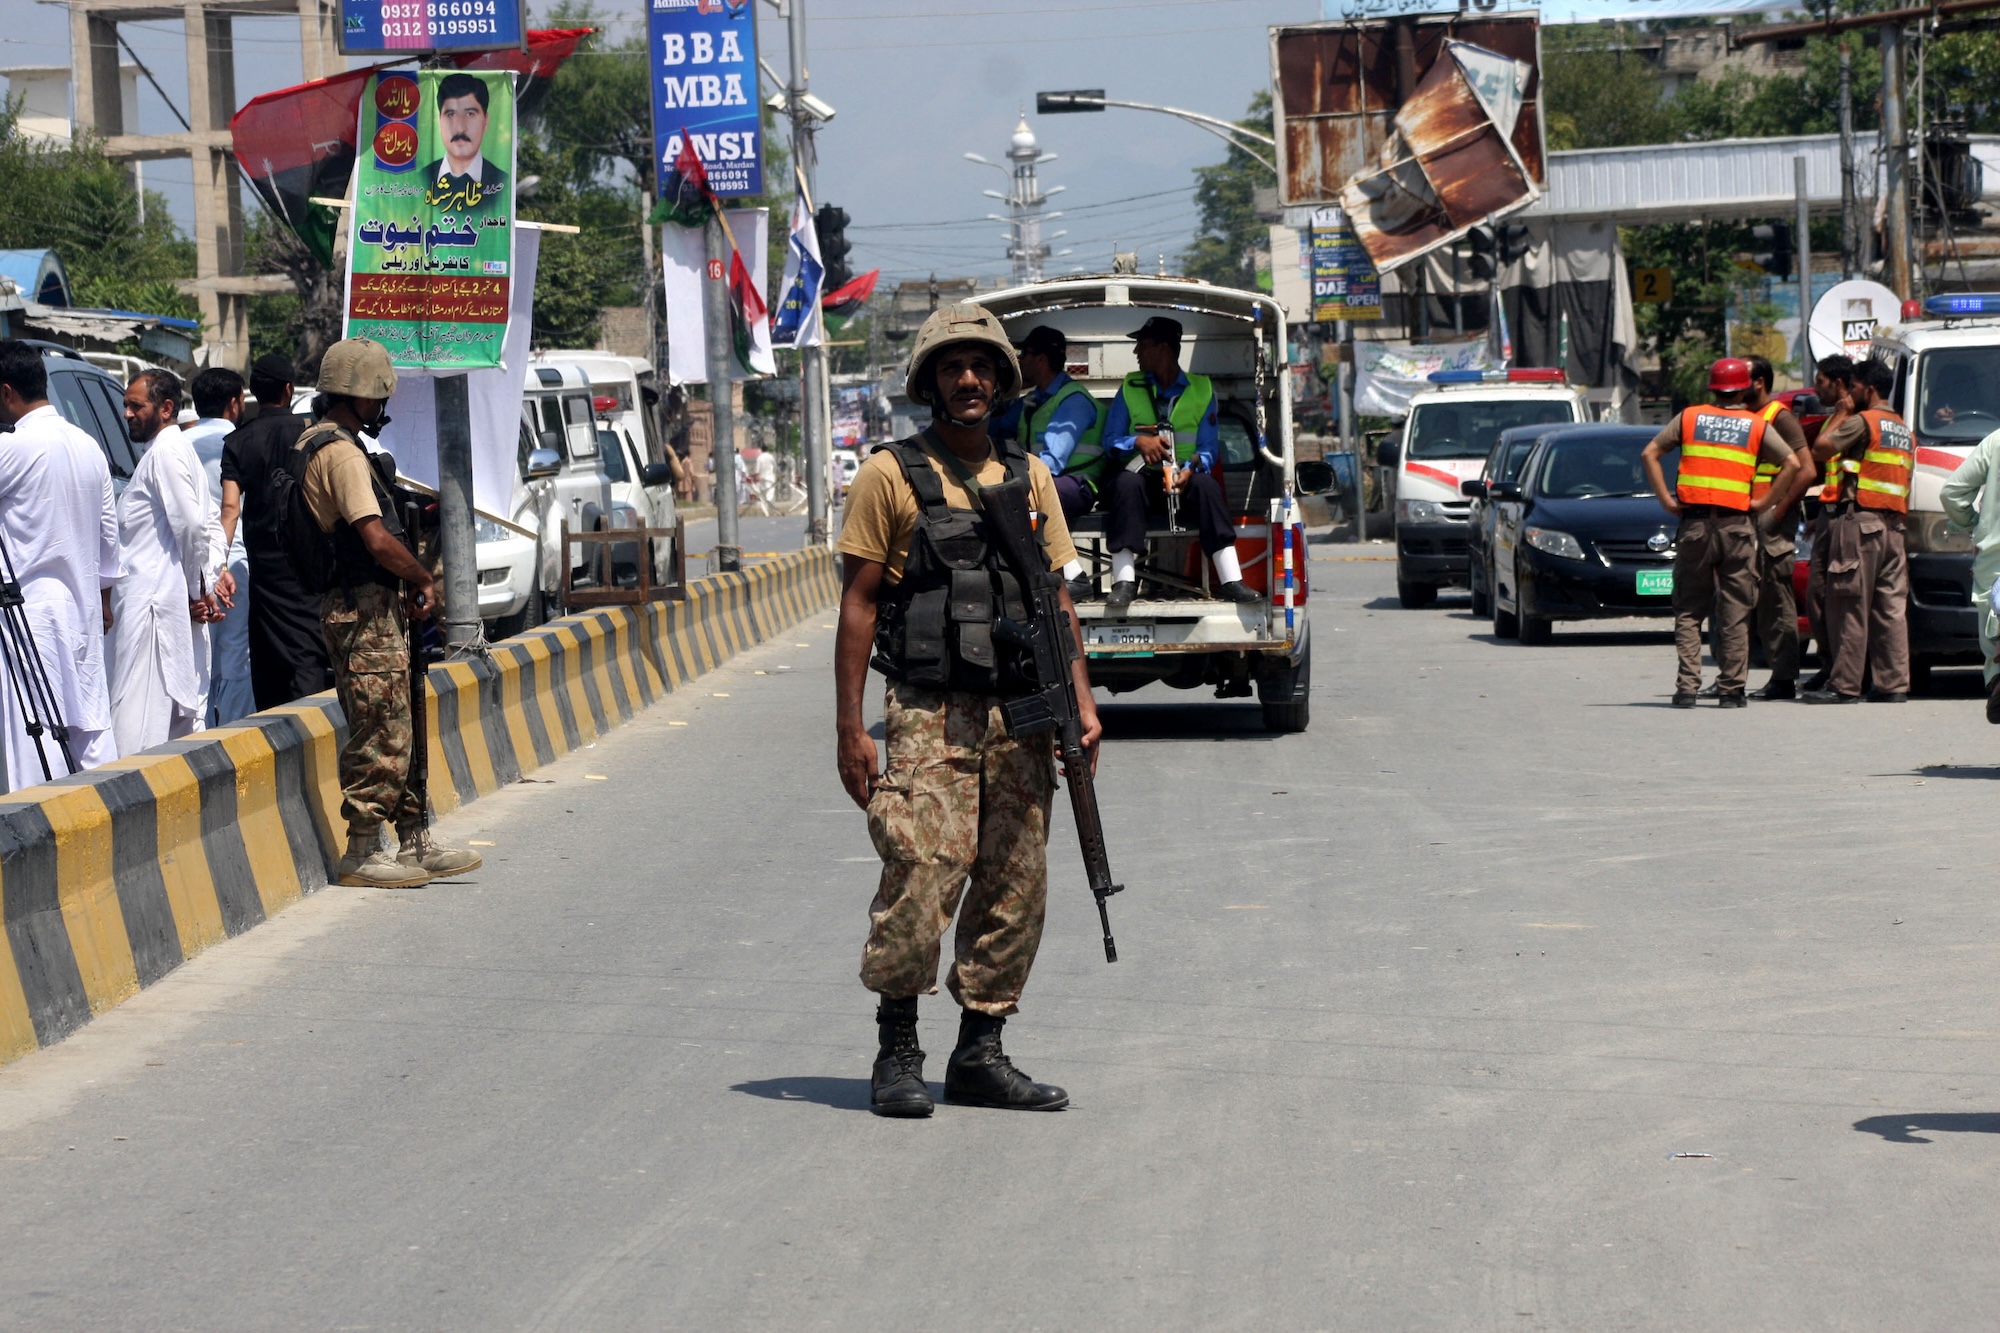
left=1409, top=399, right=1576, bottom=459
left=1536, top=437, right=1675, bottom=498
left=1916, top=348, right=2000, bottom=442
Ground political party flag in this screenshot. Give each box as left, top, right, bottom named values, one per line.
left=660, top=207, right=772, bottom=383
left=728, top=246, right=768, bottom=376
left=771, top=190, right=825, bottom=349
left=650, top=130, right=714, bottom=229
left=821, top=268, right=879, bottom=330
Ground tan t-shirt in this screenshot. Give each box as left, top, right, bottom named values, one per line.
left=837, top=437, right=1078, bottom=584
left=302, top=430, right=383, bottom=533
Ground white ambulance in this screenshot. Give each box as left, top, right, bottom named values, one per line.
left=1382, top=369, right=1586, bottom=608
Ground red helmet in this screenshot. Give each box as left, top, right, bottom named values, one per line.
left=1709, top=357, right=1753, bottom=393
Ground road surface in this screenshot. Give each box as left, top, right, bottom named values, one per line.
left=2, top=547, right=1998, bottom=1330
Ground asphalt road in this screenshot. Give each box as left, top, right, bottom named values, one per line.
left=4, top=545, right=2000, bottom=1330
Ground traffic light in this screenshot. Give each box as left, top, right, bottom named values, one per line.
left=1465, top=226, right=1497, bottom=280
left=1750, top=223, right=1794, bottom=280
left=1497, top=221, right=1533, bottom=265
left=816, top=204, right=853, bottom=293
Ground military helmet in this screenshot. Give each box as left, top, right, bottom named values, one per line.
left=903, top=303, right=1020, bottom=408
left=317, top=337, right=398, bottom=400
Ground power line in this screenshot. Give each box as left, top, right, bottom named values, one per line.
left=850, top=186, right=1193, bottom=232
left=819, top=23, right=1254, bottom=51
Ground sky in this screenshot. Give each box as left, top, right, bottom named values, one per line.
left=2, top=0, right=1796, bottom=287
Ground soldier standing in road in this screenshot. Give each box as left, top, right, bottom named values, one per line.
left=1802, top=357, right=1915, bottom=704
left=835, top=303, right=1101, bottom=1118
left=1742, top=356, right=1812, bottom=700
left=1640, top=357, right=1807, bottom=708
left=301, top=339, right=481, bottom=888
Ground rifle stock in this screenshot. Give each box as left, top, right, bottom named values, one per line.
left=983, top=479, right=1123, bottom=963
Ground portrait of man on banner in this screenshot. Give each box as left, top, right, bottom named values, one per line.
left=422, top=72, right=511, bottom=216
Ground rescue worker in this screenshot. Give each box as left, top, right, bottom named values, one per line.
left=1640, top=357, right=1808, bottom=708
left=1802, top=356, right=1914, bottom=703
left=1937, top=417, right=2000, bottom=721
left=1801, top=355, right=1857, bottom=691
left=302, top=338, right=482, bottom=887
left=835, top=303, right=1101, bottom=1118
left=1100, top=315, right=1261, bottom=615
left=1742, top=356, right=1812, bottom=699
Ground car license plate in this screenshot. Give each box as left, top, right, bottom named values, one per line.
left=1087, top=624, right=1154, bottom=646
left=1636, top=569, right=1674, bottom=596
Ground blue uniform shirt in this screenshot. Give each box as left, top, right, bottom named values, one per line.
left=1102, top=370, right=1221, bottom=472
left=1016, top=372, right=1101, bottom=476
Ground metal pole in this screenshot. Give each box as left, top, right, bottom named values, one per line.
left=1883, top=22, right=1914, bottom=298
left=1839, top=41, right=1857, bottom=279
left=704, top=216, right=742, bottom=572
left=1795, top=155, right=1813, bottom=385
left=788, top=0, right=830, bottom=548
left=434, top=372, right=482, bottom=651
left=1338, top=318, right=1361, bottom=544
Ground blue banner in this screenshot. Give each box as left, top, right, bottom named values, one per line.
left=338, top=0, right=526, bottom=55
left=648, top=0, right=763, bottom=200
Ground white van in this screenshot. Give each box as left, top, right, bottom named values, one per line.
left=1381, top=370, right=1587, bottom=608
left=1864, top=296, right=2000, bottom=680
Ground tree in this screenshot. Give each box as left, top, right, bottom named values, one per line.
left=1182, top=92, right=1276, bottom=287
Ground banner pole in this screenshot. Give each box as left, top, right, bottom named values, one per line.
left=435, top=372, right=483, bottom=651
left=706, top=215, right=743, bottom=573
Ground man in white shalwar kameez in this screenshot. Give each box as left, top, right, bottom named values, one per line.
left=185, top=366, right=254, bottom=725
left=110, top=369, right=230, bottom=755
left=0, top=342, right=120, bottom=791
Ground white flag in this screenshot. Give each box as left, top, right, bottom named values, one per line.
left=772, top=190, right=825, bottom=349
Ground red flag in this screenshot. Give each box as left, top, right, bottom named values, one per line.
left=821, top=269, right=879, bottom=325
left=650, top=131, right=715, bottom=228
left=728, top=247, right=768, bottom=375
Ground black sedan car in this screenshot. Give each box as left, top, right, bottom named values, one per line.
left=1462, top=421, right=1594, bottom=618
left=1484, top=425, right=1681, bottom=644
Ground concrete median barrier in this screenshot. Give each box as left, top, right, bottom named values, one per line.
left=0, top=548, right=838, bottom=1065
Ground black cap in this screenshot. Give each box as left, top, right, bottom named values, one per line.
left=1127, top=315, right=1183, bottom=344
left=1013, top=324, right=1067, bottom=361
left=251, top=352, right=296, bottom=385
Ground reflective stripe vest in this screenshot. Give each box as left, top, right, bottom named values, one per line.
left=1822, top=408, right=1914, bottom=512
left=1017, top=378, right=1107, bottom=484
left=1675, top=405, right=1767, bottom=510
left=1118, top=372, right=1214, bottom=467
left=1749, top=400, right=1787, bottom=504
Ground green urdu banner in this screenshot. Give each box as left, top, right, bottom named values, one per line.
left=344, top=68, right=517, bottom=371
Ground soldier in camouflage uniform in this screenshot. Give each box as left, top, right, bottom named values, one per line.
left=302, top=339, right=480, bottom=889
left=836, top=304, right=1102, bottom=1118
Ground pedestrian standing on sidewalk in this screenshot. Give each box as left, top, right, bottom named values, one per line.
left=299, top=339, right=482, bottom=888
left=1803, top=357, right=1914, bottom=704
left=834, top=303, right=1100, bottom=1118
left=1640, top=357, right=1807, bottom=708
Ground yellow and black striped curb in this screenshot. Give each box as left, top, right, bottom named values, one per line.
left=0, top=548, right=838, bottom=1066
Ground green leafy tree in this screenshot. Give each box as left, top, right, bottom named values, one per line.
left=1181, top=92, right=1276, bottom=288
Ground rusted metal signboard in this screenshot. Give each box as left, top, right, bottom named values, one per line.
left=1339, top=39, right=1538, bottom=270
left=1271, top=13, right=1545, bottom=202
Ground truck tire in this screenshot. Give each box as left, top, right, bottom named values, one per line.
left=1259, top=641, right=1311, bottom=733
left=1397, top=579, right=1437, bottom=609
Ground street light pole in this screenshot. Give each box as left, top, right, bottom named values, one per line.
left=786, top=0, right=830, bottom=547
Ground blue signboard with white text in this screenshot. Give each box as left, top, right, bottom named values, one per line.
left=648, top=0, right=763, bottom=199
left=338, top=0, right=526, bottom=55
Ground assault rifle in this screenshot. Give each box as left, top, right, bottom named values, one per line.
left=982, top=477, right=1124, bottom=963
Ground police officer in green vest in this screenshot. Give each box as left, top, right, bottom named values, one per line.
left=1101, top=315, right=1259, bottom=615
left=1008, top=325, right=1106, bottom=524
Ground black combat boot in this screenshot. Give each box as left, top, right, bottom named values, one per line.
left=870, top=996, right=933, bottom=1118
left=943, top=1011, right=1068, bottom=1111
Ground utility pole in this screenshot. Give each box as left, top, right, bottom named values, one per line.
left=1839, top=41, right=1857, bottom=279
left=435, top=374, right=480, bottom=651
left=1882, top=22, right=1914, bottom=298
left=786, top=0, right=831, bottom=547
left=1795, top=156, right=1813, bottom=385
left=704, top=218, right=742, bottom=572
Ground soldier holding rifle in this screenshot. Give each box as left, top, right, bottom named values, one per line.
left=835, top=304, right=1106, bottom=1119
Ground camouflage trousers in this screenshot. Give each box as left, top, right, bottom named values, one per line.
left=322, top=583, right=423, bottom=838
left=861, top=682, right=1056, bottom=1017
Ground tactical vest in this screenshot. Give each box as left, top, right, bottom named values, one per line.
left=1675, top=405, right=1766, bottom=511
left=294, top=420, right=407, bottom=589
left=1118, top=372, right=1214, bottom=466
left=1822, top=408, right=1914, bottom=512
left=1018, top=378, right=1107, bottom=485
left=1749, top=400, right=1787, bottom=504
left=869, top=432, right=1036, bottom=693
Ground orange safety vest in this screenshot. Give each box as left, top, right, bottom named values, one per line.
left=1822, top=408, right=1914, bottom=512
left=1676, top=405, right=1767, bottom=511
left=1749, top=400, right=1787, bottom=504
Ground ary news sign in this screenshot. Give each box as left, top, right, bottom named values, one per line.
left=338, top=0, right=527, bottom=55
left=1309, top=207, right=1381, bottom=321
left=344, top=69, right=517, bottom=371
left=649, top=0, right=762, bottom=199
